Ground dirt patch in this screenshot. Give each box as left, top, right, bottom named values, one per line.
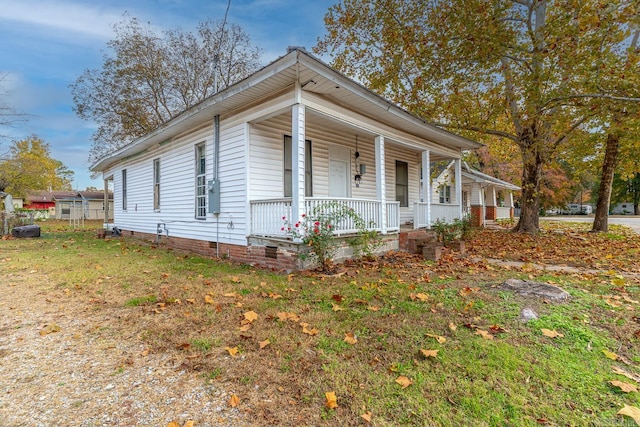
left=0, top=270, right=249, bottom=426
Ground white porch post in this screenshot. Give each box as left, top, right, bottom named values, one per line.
left=375, top=135, right=387, bottom=234
left=421, top=150, right=431, bottom=227
left=454, top=158, right=463, bottom=219
left=291, top=103, right=306, bottom=241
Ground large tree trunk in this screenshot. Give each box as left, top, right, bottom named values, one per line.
left=513, top=140, right=543, bottom=233
left=592, top=131, right=620, bottom=232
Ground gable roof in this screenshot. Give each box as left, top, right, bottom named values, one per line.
left=461, top=162, right=520, bottom=191
left=91, top=48, right=482, bottom=172
left=27, top=190, right=76, bottom=203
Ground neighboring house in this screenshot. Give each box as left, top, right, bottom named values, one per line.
left=25, top=191, right=76, bottom=217
left=611, top=202, right=635, bottom=215
left=54, top=191, right=114, bottom=220
left=91, top=48, right=482, bottom=269
left=430, top=161, right=520, bottom=227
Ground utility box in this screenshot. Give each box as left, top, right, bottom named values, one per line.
left=208, top=179, right=221, bottom=214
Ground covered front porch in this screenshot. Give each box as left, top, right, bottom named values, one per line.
left=246, top=103, right=468, bottom=239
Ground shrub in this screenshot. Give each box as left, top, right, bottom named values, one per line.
left=282, top=202, right=380, bottom=271
left=432, top=216, right=472, bottom=245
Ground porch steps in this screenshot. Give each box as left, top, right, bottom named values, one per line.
left=398, top=229, right=445, bottom=261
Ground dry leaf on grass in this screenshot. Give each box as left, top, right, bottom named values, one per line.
left=420, top=349, right=439, bottom=358
left=331, top=303, right=344, bottom=312
left=395, top=375, right=413, bottom=389
left=361, top=411, right=372, bottom=422
left=229, top=394, right=240, bottom=407
left=618, top=404, right=640, bottom=425
left=603, top=350, right=619, bottom=360
left=259, top=339, right=270, bottom=349
left=183, top=421, right=194, bottom=427
left=39, top=323, right=61, bottom=336
left=204, top=295, right=214, bottom=305
left=243, top=311, right=258, bottom=323
left=612, top=366, right=640, bottom=383
left=609, top=380, right=638, bottom=393
left=344, top=333, right=357, bottom=345
left=425, top=333, right=446, bottom=343
left=476, top=330, right=494, bottom=340
left=540, top=328, right=564, bottom=338
left=225, top=347, right=238, bottom=357
left=325, top=391, right=338, bottom=409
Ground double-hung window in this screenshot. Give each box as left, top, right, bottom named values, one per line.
left=283, top=135, right=312, bottom=197
left=439, top=185, right=451, bottom=204
left=153, top=158, right=161, bottom=210
left=122, top=169, right=127, bottom=211
left=195, top=143, right=207, bottom=219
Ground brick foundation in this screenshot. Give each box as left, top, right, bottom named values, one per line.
left=109, top=228, right=398, bottom=271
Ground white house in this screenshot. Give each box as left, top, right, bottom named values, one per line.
left=91, top=48, right=482, bottom=269
left=430, top=161, right=520, bottom=227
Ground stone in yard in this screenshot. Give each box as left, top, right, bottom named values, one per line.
left=501, top=278, right=570, bottom=301
left=520, top=308, right=539, bottom=322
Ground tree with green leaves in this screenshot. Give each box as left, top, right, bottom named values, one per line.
left=71, top=15, right=261, bottom=165
left=317, top=0, right=639, bottom=232
left=0, top=135, right=73, bottom=198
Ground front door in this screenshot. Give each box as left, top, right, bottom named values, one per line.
left=329, top=146, right=350, bottom=198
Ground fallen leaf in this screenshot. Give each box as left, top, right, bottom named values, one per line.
left=540, top=328, right=564, bottom=338
left=459, top=286, right=480, bottom=296
left=618, top=404, right=640, bottom=424
left=361, top=411, right=372, bottom=423
left=244, top=311, right=258, bottom=323
left=166, top=422, right=180, bottom=427
left=183, top=421, right=194, bottom=427
left=609, top=380, right=638, bottom=393
left=603, top=350, right=619, bottom=360
left=426, top=333, right=446, bottom=344
left=395, top=375, right=413, bottom=389
left=325, top=391, right=338, bottom=409
left=448, top=322, right=457, bottom=332
left=229, top=394, right=240, bottom=407
left=612, top=366, right=640, bottom=383
left=239, top=324, right=251, bottom=332
left=331, top=294, right=344, bottom=303
left=231, top=276, right=241, bottom=283
left=344, top=333, right=357, bottom=345
left=204, top=295, right=214, bottom=305
left=475, top=330, right=494, bottom=340
left=420, top=349, right=439, bottom=358
left=259, top=339, right=270, bottom=349
left=301, top=323, right=319, bottom=336
left=39, top=323, right=61, bottom=336
left=331, top=303, right=344, bottom=312
left=226, top=346, right=238, bottom=357
left=367, top=305, right=380, bottom=311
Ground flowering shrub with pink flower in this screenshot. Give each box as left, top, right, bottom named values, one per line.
left=282, top=201, right=376, bottom=271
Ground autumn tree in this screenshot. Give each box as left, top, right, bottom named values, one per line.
left=71, top=16, right=262, bottom=165
left=317, top=0, right=639, bottom=232
left=590, top=22, right=639, bottom=231
left=0, top=135, right=73, bottom=198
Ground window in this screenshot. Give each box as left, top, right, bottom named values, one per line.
left=195, top=143, right=207, bottom=219
left=122, top=170, right=127, bottom=211
left=395, top=161, right=408, bottom=207
left=284, top=135, right=312, bottom=197
left=153, top=158, right=160, bottom=210
left=439, top=185, right=451, bottom=204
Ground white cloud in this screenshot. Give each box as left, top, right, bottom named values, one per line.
left=0, top=0, right=124, bottom=40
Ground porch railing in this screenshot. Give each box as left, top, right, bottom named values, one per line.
left=250, top=198, right=400, bottom=237
left=414, top=202, right=461, bottom=228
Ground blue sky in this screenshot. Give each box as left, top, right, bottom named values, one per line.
left=0, top=0, right=335, bottom=190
